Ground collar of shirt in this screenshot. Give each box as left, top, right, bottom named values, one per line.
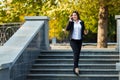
left=73, top=20, right=81, bottom=23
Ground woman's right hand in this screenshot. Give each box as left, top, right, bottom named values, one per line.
left=69, top=16, right=73, bottom=21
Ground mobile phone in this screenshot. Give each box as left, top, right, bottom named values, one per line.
left=71, top=17, right=73, bottom=20
left=70, top=15, right=73, bottom=21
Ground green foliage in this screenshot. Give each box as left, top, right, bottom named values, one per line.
left=0, top=0, right=120, bottom=41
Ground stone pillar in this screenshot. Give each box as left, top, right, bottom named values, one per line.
left=25, top=16, right=50, bottom=50
left=115, top=15, right=120, bottom=52
left=115, top=15, right=120, bottom=80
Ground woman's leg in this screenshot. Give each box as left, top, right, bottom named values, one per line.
left=73, top=40, right=82, bottom=68
left=70, top=39, right=82, bottom=68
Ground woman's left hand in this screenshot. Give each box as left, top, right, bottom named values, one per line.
left=84, top=30, right=88, bottom=35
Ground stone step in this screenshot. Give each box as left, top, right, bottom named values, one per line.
left=36, top=59, right=119, bottom=61
left=41, top=53, right=119, bottom=55
left=39, top=55, right=119, bottom=59
left=35, top=59, right=119, bottom=64
left=30, top=69, right=117, bottom=71
left=41, top=50, right=118, bottom=55
left=32, top=64, right=116, bottom=69
left=27, top=78, right=118, bottom=80
left=27, top=50, right=119, bottom=80
left=28, top=74, right=119, bottom=77
left=27, top=74, right=118, bottom=80
left=30, top=69, right=118, bottom=74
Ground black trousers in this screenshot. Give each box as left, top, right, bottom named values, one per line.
left=70, top=39, right=82, bottom=68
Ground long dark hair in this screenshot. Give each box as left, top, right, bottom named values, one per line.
left=72, top=11, right=80, bottom=20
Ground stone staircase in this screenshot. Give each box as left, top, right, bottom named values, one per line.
left=27, top=50, right=119, bottom=80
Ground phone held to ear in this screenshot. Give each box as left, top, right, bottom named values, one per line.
left=71, top=17, right=73, bottom=21
left=69, top=15, right=73, bottom=21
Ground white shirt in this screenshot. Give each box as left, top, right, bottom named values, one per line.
left=72, top=20, right=82, bottom=40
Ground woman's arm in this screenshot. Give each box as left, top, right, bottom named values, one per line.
left=82, top=21, right=88, bottom=35
left=66, top=16, right=73, bottom=31
left=66, top=21, right=72, bottom=31
left=81, top=21, right=85, bottom=35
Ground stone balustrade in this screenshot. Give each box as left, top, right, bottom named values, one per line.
left=0, top=16, right=50, bottom=80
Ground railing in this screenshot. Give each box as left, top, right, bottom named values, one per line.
left=0, top=23, right=22, bottom=46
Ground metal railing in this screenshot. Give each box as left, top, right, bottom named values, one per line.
left=0, top=22, right=22, bottom=46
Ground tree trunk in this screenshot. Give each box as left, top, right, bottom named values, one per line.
left=97, top=3, right=108, bottom=48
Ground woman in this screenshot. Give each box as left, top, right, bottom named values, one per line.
left=66, top=11, right=86, bottom=76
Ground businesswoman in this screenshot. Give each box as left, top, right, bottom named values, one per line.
left=66, top=11, right=86, bottom=76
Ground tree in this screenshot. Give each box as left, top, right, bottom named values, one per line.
left=0, top=0, right=120, bottom=44
left=97, top=0, right=120, bottom=48
left=97, top=0, right=108, bottom=48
